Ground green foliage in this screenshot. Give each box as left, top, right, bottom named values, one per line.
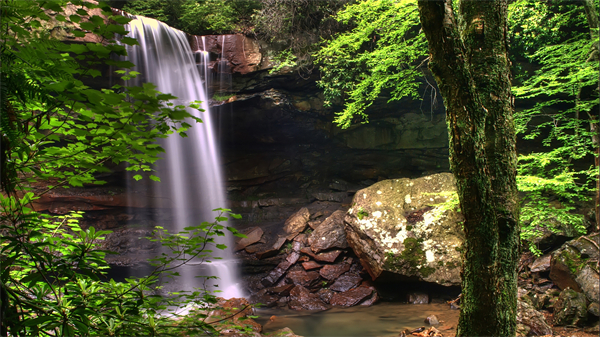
left=357, top=207, right=369, bottom=220
left=1, top=193, right=243, bottom=336
left=0, top=1, right=246, bottom=335
left=121, top=0, right=260, bottom=35
left=509, top=0, right=599, bottom=254
left=253, top=0, right=351, bottom=74
left=314, top=0, right=428, bottom=128
left=269, top=49, right=298, bottom=74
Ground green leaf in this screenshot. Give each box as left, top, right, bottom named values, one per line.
left=149, top=175, right=160, bottom=182
left=133, top=175, right=142, bottom=181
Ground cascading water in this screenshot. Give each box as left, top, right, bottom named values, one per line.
left=123, top=16, right=243, bottom=299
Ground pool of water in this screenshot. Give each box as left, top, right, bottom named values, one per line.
left=256, top=302, right=459, bottom=337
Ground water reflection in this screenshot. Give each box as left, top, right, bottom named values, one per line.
left=257, top=303, right=459, bottom=337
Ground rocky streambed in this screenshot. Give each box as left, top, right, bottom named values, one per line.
left=33, top=173, right=600, bottom=336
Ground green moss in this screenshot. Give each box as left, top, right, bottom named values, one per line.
left=406, top=225, right=413, bottom=231
left=420, top=266, right=436, bottom=277
left=357, top=207, right=369, bottom=220
left=400, top=237, right=425, bottom=268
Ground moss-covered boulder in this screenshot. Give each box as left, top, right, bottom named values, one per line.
left=550, top=233, right=599, bottom=302
left=344, top=173, right=463, bottom=286
left=553, top=288, right=588, bottom=326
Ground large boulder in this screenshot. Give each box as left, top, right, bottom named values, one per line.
left=549, top=234, right=599, bottom=300
left=344, top=173, right=463, bottom=285
left=553, top=288, right=588, bottom=326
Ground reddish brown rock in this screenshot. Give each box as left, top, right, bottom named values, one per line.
left=268, top=284, right=294, bottom=296
left=188, top=34, right=262, bottom=75
left=319, top=263, right=351, bottom=281
left=330, top=286, right=373, bottom=306
left=360, top=289, right=379, bottom=306
left=300, top=247, right=342, bottom=263
left=308, top=210, right=348, bottom=253
left=286, top=251, right=300, bottom=264
left=272, top=236, right=288, bottom=250
left=262, top=261, right=293, bottom=287
left=316, top=288, right=335, bottom=304
left=286, top=270, right=321, bottom=287
left=329, top=272, right=362, bottom=292
left=283, top=207, right=310, bottom=236
left=235, top=227, right=263, bottom=251
left=255, top=248, right=278, bottom=260
left=248, top=289, right=279, bottom=308
left=302, top=261, right=323, bottom=270
left=288, top=285, right=328, bottom=311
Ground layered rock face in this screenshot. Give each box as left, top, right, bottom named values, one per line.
left=344, top=173, right=464, bottom=286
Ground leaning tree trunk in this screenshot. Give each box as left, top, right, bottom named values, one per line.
left=417, top=1, right=519, bottom=336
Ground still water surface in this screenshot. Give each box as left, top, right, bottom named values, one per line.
left=257, top=303, right=459, bottom=337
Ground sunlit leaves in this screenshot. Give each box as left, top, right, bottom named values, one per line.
left=314, top=0, right=428, bottom=128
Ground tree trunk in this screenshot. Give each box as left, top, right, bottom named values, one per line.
left=417, top=1, right=519, bottom=336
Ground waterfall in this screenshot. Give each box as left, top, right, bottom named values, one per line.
left=123, top=16, right=243, bottom=299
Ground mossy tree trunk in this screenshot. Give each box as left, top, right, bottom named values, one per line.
left=417, top=1, right=519, bottom=336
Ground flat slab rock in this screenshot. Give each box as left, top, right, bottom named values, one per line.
left=300, top=247, right=342, bottom=263
left=288, top=285, right=328, bottom=311
left=330, top=286, right=374, bottom=307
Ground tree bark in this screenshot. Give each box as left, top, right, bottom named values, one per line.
left=417, top=1, right=519, bottom=336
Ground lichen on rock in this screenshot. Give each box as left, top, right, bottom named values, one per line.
left=344, top=173, right=464, bottom=286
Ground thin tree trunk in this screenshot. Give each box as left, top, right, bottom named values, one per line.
left=582, top=0, right=600, bottom=232
left=417, top=1, right=519, bottom=336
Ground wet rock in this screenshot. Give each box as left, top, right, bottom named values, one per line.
left=575, top=265, right=599, bottom=303
left=283, top=207, right=310, bottom=236
left=308, top=219, right=323, bottom=230
left=255, top=248, right=279, bottom=260
left=286, top=270, right=320, bottom=287
left=360, top=288, right=379, bottom=306
left=316, top=288, right=335, bottom=304
left=288, top=285, right=328, bottom=311
left=293, top=233, right=308, bottom=245
left=286, top=251, right=301, bottom=264
left=408, top=293, right=429, bottom=304
left=262, top=260, right=293, bottom=287
left=329, top=272, right=362, bottom=292
left=269, top=284, right=295, bottom=296
left=291, top=240, right=304, bottom=252
left=312, top=192, right=348, bottom=203
left=344, top=173, right=463, bottom=285
left=267, top=327, right=302, bottom=337
left=319, top=263, right=351, bottom=281
left=308, top=210, right=348, bottom=253
left=235, top=227, right=263, bottom=251
left=530, top=254, right=551, bottom=273
left=517, top=300, right=553, bottom=336
left=330, top=286, right=373, bottom=306
left=272, top=236, right=288, bottom=250
left=302, top=261, right=323, bottom=270
left=424, top=315, right=439, bottom=325
left=553, top=288, right=588, bottom=326
left=300, top=247, right=342, bottom=263
left=248, top=289, right=279, bottom=308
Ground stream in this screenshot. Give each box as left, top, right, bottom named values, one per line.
left=256, top=302, right=460, bottom=337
